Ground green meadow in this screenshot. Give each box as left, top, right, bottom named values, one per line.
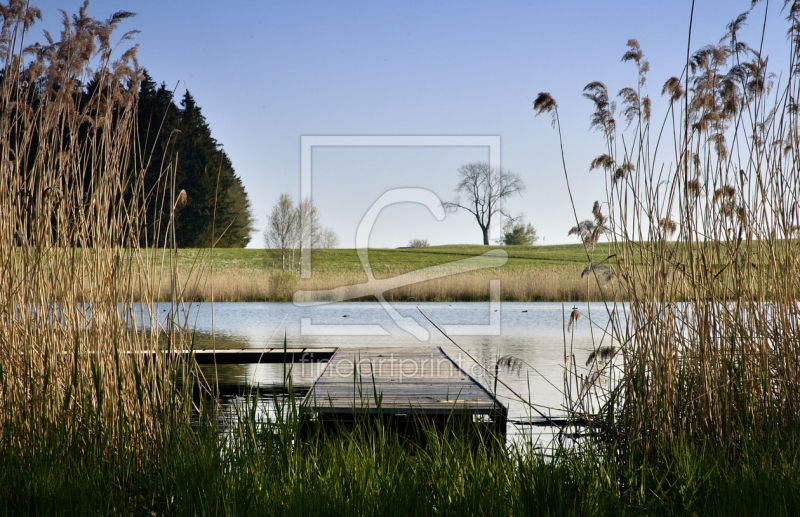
left=172, top=243, right=596, bottom=273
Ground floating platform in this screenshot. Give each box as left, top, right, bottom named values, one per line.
left=113, top=347, right=337, bottom=364
left=189, top=347, right=336, bottom=364
left=301, top=347, right=507, bottom=434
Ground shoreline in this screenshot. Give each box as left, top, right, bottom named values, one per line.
left=143, top=264, right=617, bottom=303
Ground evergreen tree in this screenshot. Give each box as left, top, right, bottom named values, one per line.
left=221, top=175, right=257, bottom=247
left=135, top=74, right=254, bottom=247
left=172, top=91, right=223, bottom=247
left=4, top=57, right=253, bottom=249
left=136, top=72, right=182, bottom=247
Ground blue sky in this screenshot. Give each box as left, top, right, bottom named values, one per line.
left=30, top=0, right=791, bottom=247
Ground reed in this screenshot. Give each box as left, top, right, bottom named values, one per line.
left=536, top=1, right=800, bottom=454
left=0, top=0, right=201, bottom=458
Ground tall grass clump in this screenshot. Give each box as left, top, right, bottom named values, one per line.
left=0, top=0, right=200, bottom=476
left=537, top=0, right=800, bottom=455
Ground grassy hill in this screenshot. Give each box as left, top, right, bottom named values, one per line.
left=173, top=243, right=600, bottom=274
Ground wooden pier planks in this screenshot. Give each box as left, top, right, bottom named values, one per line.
left=190, top=347, right=336, bottom=364
left=302, top=347, right=506, bottom=419
left=117, top=347, right=337, bottom=364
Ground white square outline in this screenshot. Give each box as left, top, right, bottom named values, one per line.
left=298, top=135, right=502, bottom=339
left=300, top=135, right=501, bottom=277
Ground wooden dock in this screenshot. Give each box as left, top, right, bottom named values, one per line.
left=115, top=347, right=337, bottom=364
left=302, top=347, right=507, bottom=433
left=190, top=347, right=336, bottom=364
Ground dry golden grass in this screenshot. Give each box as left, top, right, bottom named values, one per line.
left=0, top=2, right=202, bottom=449
left=140, top=265, right=613, bottom=303
left=536, top=21, right=800, bottom=450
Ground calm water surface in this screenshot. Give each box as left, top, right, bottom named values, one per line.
left=151, top=301, right=614, bottom=433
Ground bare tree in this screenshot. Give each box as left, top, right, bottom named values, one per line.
left=293, top=197, right=321, bottom=268
left=265, top=195, right=336, bottom=269
left=320, top=227, right=339, bottom=248
left=263, top=193, right=297, bottom=271
left=444, top=162, right=526, bottom=245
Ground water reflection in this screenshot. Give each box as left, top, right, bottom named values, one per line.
left=163, top=301, right=614, bottom=438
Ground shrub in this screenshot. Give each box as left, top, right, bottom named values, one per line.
left=407, top=238, right=430, bottom=248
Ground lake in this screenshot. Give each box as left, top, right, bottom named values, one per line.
left=147, top=300, right=614, bottom=436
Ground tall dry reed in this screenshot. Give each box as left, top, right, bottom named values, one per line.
left=0, top=1, right=199, bottom=453
left=537, top=1, right=800, bottom=449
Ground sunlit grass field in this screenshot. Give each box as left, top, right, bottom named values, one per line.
left=172, top=243, right=597, bottom=273
left=154, top=242, right=781, bottom=302
left=146, top=244, right=614, bottom=302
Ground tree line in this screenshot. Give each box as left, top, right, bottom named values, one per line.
left=4, top=58, right=255, bottom=249
left=137, top=71, right=255, bottom=248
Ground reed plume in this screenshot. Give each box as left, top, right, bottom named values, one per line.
left=0, top=0, right=200, bottom=454
left=533, top=92, right=558, bottom=127
left=537, top=2, right=800, bottom=454
left=566, top=308, right=580, bottom=332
